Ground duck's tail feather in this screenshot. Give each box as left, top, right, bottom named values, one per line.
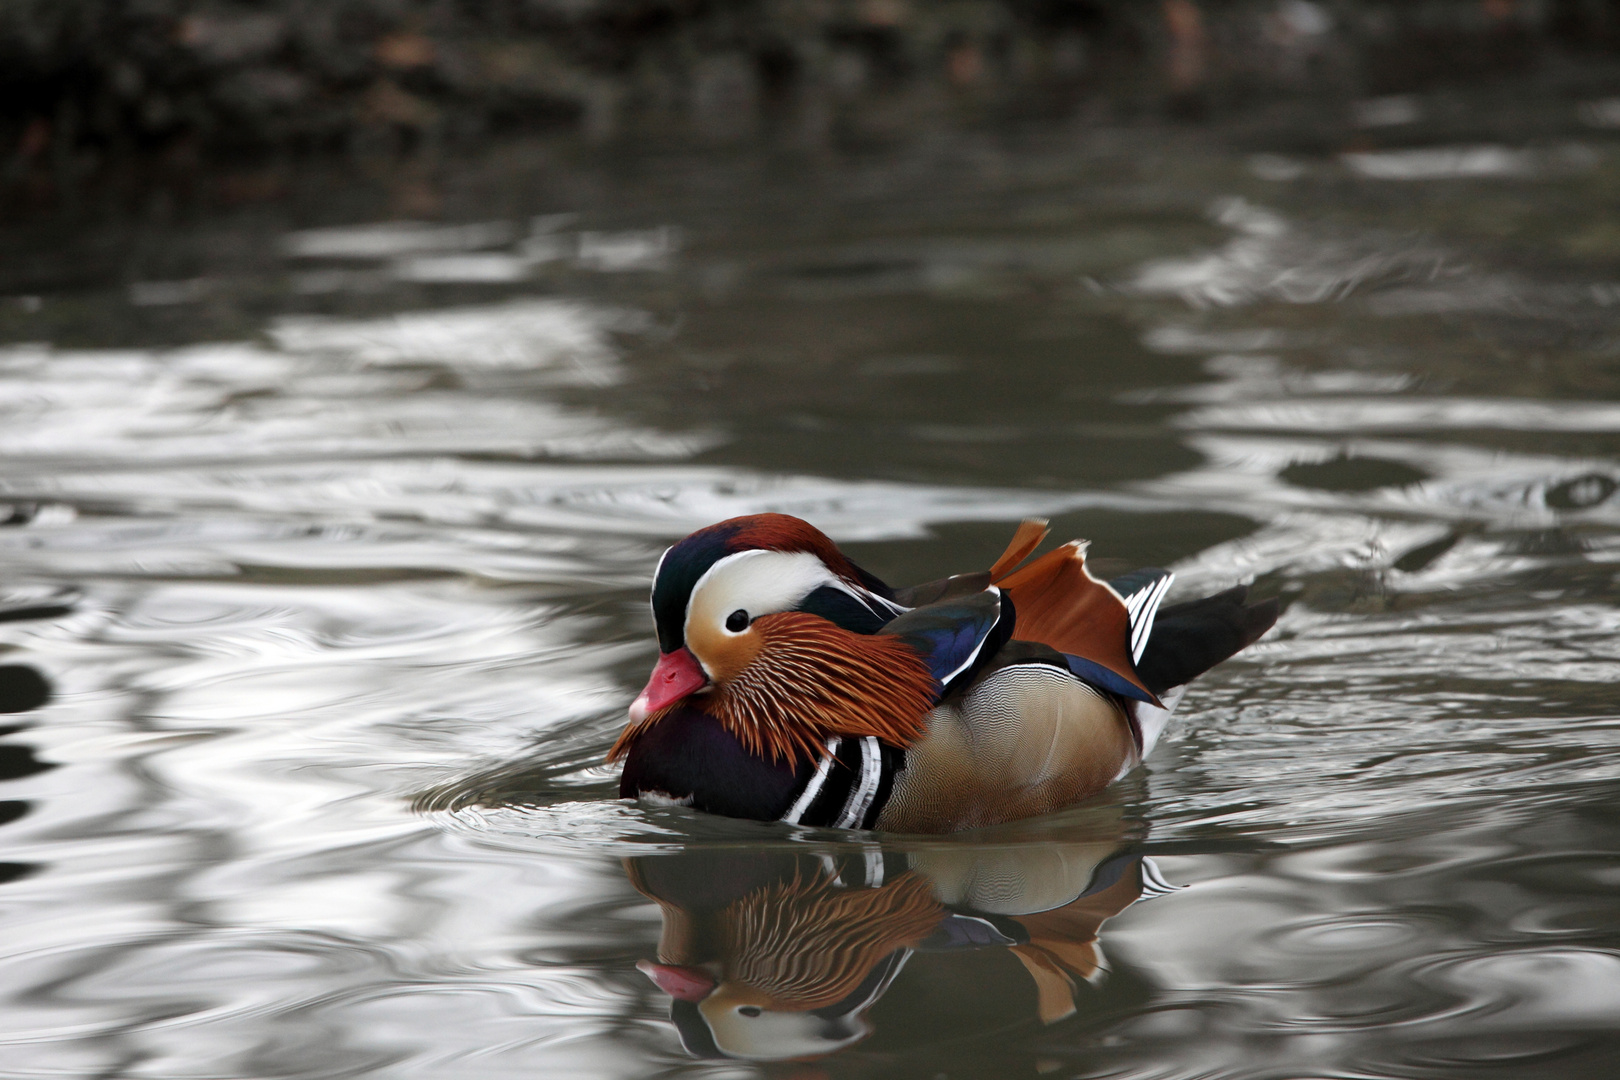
left=1134, top=585, right=1279, bottom=696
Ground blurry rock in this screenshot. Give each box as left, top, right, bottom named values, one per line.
left=0, top=740, right=53, bottom=776
left=110, top=61, right=144, bottom=101
left=0, top=0, right=1608, bottom=164
left=1268, top=0, right=1334, bottom=42
left=948, top=43, right=985, bottom=86
left=141, top=92, right=176, bottom=130
left=1544, top=473, right=1618, bottom=511
left=477, top=40, right=579, bottom=97
left=1163, top=0, right=1207, bottom=93
left=391, top=179, right=444, bottom=217
left=829, top=48, right=870, bottom=98
left=16, top=119, right=49, bottom=160
left=219, top=67, right=309, bottom=113
left=217, top=168, right=288, bottom=203
left=861, top=0, right=911, bottom=27
left=178, top=12, right=287, bottom=65
left=376, top=32, right=437, bottom=71
left=471, top=38, right=602, bottom=131
left=1049, top=32, right=1087, bottom=78
left=1264, top=0, right=1339, bottom=88
left=361, top=79, right=441, bottom=128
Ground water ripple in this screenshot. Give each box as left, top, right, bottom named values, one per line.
left=2, top=126, right=1618, bottom=1080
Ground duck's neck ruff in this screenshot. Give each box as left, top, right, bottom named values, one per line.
left=612, top=613, right=936, bottom=767
left=722, top=869, right=942, bottom=1011
left=709, top=613, right=935, bottom=765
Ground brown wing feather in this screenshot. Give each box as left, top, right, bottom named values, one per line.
left=989, top=518, right=1051, bottom=581
left=994, top=541, right=1155, bottom=701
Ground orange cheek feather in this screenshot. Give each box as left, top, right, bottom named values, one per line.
left=684, top=616, right=762, bottom=685
left=707, top=612, right=938, bottom=765
left=610, top=613, right=936, bottom=767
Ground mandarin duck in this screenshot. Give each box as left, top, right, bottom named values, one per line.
left=612, top=514, right=1277, bottom=833
left=628, top=833, right=1173, bottom=1060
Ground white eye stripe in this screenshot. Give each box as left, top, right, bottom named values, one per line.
left=684, top=549, right=846, bottom=641
left=682, top=548, right=909, bottom=647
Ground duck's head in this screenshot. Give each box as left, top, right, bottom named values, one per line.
left=614, top=514, right=930, bottom=763
left=642, top=961, right=875, bottom=1061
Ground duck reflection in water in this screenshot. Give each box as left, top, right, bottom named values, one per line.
left=626, top=817, right=1173, bottom=1061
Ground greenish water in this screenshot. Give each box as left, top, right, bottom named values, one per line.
left=1, top=104, right=1619, bottom=1078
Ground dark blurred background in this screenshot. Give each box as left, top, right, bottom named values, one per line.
left=6, top=0, right=1620, bottom=204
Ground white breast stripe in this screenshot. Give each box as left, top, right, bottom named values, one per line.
left=833, top=736, right=883, bottom=829
left=780, top=737, right=841, bottom=825
left=863, top=848, right=885, bottom=887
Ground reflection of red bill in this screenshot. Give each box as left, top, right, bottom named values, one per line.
left=636, top=959, right=715, bottom=1001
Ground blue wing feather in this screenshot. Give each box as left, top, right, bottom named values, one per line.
left=1062, top=653, right=1159, bottom=704
left=877, top=584, right=1165, bottom=705
left=877, top=588, right=1005, bottom=700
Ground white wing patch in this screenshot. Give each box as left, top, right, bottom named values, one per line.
left=1138, top=856, right=1182, bottom=899
left=1120, top=572, right=1174, bottom=665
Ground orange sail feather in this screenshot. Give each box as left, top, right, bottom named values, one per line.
left=994, top=539, right=1159, bottom=704
left=989, top=517, right=1050, bottom=581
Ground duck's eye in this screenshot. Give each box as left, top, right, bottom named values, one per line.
left=738, top=1006, right=762, bottom=1017
left=725, top=609, right=750, bottom=633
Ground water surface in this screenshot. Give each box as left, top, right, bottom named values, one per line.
left=2, top=108, right=1619, bottom=1078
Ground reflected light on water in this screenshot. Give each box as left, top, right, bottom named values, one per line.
left=1, top=112, right=1619, bottom=1079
